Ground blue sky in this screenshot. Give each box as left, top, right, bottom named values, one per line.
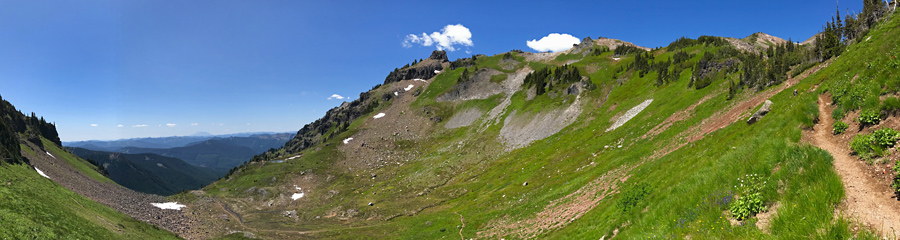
left=0, top=0, right=863, bottom=141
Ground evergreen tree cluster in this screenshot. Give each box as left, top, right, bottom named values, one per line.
left=591, top=46, right=611, bottom=56
left=628, top=52, right=655, bottom=77
left=449, top=57, right=476, bottom=70
left=458, top=68, right=472, bottom=82
left=816, top=1, right=888, bottom=62
left=614, top=45, right=645, bottom=56
left=0, top=94, right=64, bottom=164
left=523, top=65, right=584, bottom=96
left=667, top=36, right=729, bottom=50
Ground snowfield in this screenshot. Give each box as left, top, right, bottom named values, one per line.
left=343, top=137, right=354, bottom=144
left=151, top=202, right=186, bottom=210
left=404, top=84, right=414, bottom=91
left=373, top=113, right=386, bottom=119
left=34, top=167, right=50, bottom=179
left=606, top=99, right=653, bottom=132
left=413, top=78, right=427, bottom=82
left=46, top=151, right=55, bottom=158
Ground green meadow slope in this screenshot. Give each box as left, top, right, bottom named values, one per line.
left=0, top=97, right=181, bottom=239
left=183, top=7, right=900, bottom=240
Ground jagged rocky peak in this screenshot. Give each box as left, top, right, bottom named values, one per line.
left=570, top=37, right=595, bottom=55
left=383, top=50, right=446, bottom=84
left=429, top=50, right=449, bottom=62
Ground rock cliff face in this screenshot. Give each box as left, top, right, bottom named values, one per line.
left=281, top=90, right=380, bottom=154
left=383, top=50, right=448, bottom=84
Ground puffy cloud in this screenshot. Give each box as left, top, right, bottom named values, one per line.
left=403, top=24, right=473, bottom=52
left=90, top=124, right=98, bottom=127
left=132, top=124, right=148, bottom=128
left=166, top=123, right=176, bottom=127
left=526, top=33, right=581, bottom=52
left=328, top=94, right=346, bottom=100
left=117, top=124, right=124, bottom=128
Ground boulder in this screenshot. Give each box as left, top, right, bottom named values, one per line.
left=747, top=100, right=773, bottom=124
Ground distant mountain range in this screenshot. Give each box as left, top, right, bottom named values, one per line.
left=64, top=132, right=291, bottom=151
left=66, top=132, right=295, bottom=175
left=67, top=147, right=219, bottom=196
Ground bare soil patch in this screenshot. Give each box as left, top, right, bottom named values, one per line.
left=477, top=165, right=635, bottom=239
left=652, top=61, right=830, bottom=160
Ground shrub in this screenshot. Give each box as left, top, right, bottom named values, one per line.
left=850, top=133, right=882, bottom=159
left=833, top=121, right=849, bottom=134
left=873, top=128, right=900, bottom=148
left=617, top=183, right=651, bottom=212
left=832, top=106, right=846, bottom=120
left=730, top=174, right=766, bottom=220
left=881, top=97, right=900, bottom=116
left=859, top=109, right=881, bottom=126
left=892, top=160, right=900, bottom=194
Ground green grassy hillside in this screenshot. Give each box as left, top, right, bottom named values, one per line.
left=185, top=4, right=897, bottom=240
left=0, top=162, right=179, bottom=239
left=0, top=96, right=180, bottom=238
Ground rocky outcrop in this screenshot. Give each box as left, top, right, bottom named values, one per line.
left=747, top=100, right=773, bottom=124
left=570, top=37, right=595, bottom=56
left=280, top=90, right=381, bottom=155
left=383, top=50, right=447, bottom=84
left=693, top=59, right=740, bottom=81
left=429, top=50, right=449, bottom=62
left=436, top=68, right=504, bottom=102
left=565, top=78, right=596, bottom=96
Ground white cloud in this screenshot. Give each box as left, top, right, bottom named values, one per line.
left=191, top=123, right=198, bottom=126
left=403, top=24, right=473, bottom=52
left=117, top=124, right=124, bottom=128
left=328, top=94, right=346, bottom=100
left=90, top=124, right=98, bottom=127
left=526, top=33, right=581, bottom=52
left=133, top=124, right=148, bottom=128
left=166, top=123, right=176, bottom=127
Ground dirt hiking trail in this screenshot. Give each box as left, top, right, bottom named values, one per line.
left=808, top=95, right=900, bottom=237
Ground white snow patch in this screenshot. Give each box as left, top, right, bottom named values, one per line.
left=151, top=202, right=186, bottom=210
left=292, top=193, right=304, bottom=200
left=606, top=99, right=653, bottom=132
left=373, top=113, right=386, bottom=119
left=291, top=186, right=305, bottom=200
left=866, top=36, right=871, bottom=41
left=343, top=137, right=354, bottom=144
left=34, top=167, right=50, bottom=179
left=413, top=78, right=427, bottom=82
left=612, top=58, right=621, bottom=61
left=287, top=155, right=302, bottom=160
left=404, top=84, right=414, bottom=91
left=434, top=70, right=441, bottom=74
left=394, top=92, right=398, bottom=96
left=45, top=152, right=55, bottom=158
